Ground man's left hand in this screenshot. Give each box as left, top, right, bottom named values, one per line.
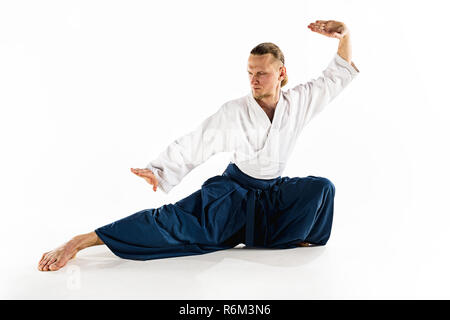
left=308, top=20, right=349, bottom=39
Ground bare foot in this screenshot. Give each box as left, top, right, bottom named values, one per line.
left=38, top=232, right=103, bottom=272
left=298, top=241, right=312, bottom=247
left=38, top=240, right=79, bottom=272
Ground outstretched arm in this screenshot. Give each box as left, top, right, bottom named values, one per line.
left=142, top=105, right=231, bottom=194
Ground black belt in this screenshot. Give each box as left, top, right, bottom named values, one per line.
left=245, top=188, right=269, bottom=247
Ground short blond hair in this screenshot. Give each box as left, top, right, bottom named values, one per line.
left=250, top=42, right=288, bottom=87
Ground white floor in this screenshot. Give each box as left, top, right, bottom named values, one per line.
left=4, top=163, right=450, bottom=300
left=4, top=150, right=450, bottom=299
left=4, top=231, right=450, bottom=299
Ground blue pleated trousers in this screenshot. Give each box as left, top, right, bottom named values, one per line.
left=95, top=162, right=335, bottom=261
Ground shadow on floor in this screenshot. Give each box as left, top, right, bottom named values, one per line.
left=70, top=243, right=327, bottom=273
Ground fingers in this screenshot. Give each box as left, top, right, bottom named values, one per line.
left=309, top=21, right=327, bottom=31
left=152, top=177, right=158, bottom=191
left=149, top=176, right=158, bottom=191
left=308, top=24, right=326, bottom=34
left=309, top=20, right=333, bottom=28
left=308, top=20, right=340, bottom=38
left=309, top=20, right=326, bottom=27
left=308, top=24, right=325, bottom=35
left=147, top=178, right=159, bottom=192
left=131, top=168, right=158, bottom=191
left=131, top=168, right=153, bottom=177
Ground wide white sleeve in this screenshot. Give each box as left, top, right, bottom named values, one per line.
left=288, top=52, right=360, bottom=127
left=145, top=105, right=230, bottom=194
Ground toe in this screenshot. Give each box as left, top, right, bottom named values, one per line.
left=49, top=261, right=62, bottom=271
left=39, top=262, right=47, bottom=271
left=38, top=253, right=48, bottom=266
left=42, top=257, right=55, bottom=270
left=38, top=258, right=46, bottom=270
left=40, top=257, right=50, bottom=269
left=46, top=257, right=57, bottom=268
left=42, top=256, right=53, bottom=267
left=48, top=264, right=58, bottom=271
left=39, top=252, right=47, bottom=263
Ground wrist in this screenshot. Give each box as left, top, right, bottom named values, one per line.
left=340, top=32, right=350, bottom=40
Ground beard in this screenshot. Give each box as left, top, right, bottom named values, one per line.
left=253, top=91, right=272, bottom=101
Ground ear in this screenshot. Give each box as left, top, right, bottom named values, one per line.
left=279, top=66, right=286, bottom=79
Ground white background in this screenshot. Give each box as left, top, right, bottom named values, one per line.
left=1, top=0, right=449, bottom=299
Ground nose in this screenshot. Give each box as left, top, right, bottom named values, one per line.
left=250, top=76, right=259, bottom=86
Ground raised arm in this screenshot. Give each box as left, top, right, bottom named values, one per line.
left=285, top=20, right=360, bottom=127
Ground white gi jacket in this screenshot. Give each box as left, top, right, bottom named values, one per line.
left=147, top=53, right=360, bottom=194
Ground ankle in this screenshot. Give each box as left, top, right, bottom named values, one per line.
left=71, top=232, right=98, bottom=251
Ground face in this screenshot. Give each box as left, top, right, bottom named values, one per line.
left=247, top=54, right=285, bottom=100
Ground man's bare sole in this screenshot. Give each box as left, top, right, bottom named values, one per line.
left=38, top=231, right=103, bottom=272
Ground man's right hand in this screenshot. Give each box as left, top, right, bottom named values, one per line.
left=131, top=168, right=159, bottom=192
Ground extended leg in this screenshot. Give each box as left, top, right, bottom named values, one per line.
left=94, top=175, right=247, bottom=261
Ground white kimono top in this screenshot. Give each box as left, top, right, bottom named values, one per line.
left=147, top=53, right=360, bottom=194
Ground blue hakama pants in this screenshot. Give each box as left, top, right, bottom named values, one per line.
left=95, top=162, right=335, bottom=261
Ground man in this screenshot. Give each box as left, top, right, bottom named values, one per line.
left=38, top=20, right=359, bottom=271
